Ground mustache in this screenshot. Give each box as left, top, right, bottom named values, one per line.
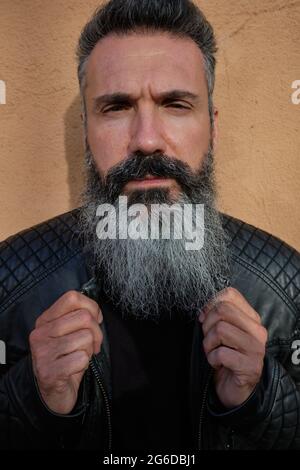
left=100, top=151, right=213, bottom=202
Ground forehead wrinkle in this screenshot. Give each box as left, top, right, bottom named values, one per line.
left=84, top=34, right=208, bottom=101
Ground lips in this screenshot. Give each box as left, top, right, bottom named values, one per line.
left=125, top=175, right=172, bottom=189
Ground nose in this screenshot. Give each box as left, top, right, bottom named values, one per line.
left=127, top=106, right=167, bottom=156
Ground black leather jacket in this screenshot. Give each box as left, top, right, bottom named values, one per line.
left=0, top=209, right=300, bottom=450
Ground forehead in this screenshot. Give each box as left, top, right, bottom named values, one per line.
left=85, top=32, right=207, bottom=95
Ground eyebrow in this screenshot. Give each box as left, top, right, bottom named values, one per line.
left=93, top=89, right=200, bottom=110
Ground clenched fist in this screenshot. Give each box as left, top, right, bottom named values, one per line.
left=199, top=287, right=268, bottom=409
left=29, top=291, right=103, bottom=414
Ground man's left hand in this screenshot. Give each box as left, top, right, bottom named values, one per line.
left=199, top=287, right=268, bottom=409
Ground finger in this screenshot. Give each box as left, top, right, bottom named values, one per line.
left=36, top=309, right=102, bottom=352
left=54, top=350, right=90, bottom=380
left=201, top=287, right=261, bottom=324
left=207, top=346, right=263, bottom=378
left=54, top=328, right=102, bottom=358
left=201, top=301, right=267, bottom=344
left=207, top=346, right=254, bottom=374
left=50, top=310, right=102, bottom=353
left=203, top=320, right=265, bottom=357
left=36, top=290, right=102, bottom=327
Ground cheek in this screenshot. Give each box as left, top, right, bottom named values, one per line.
left=174, top=119, right=212, bottom=169
left=189, top=112, right=212, bottom=144
left=87, top=121, right=129, bottom=176
left=191, top=122, right=212, bottom=153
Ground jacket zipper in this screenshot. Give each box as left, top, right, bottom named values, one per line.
left=89, top=356, right=112, bottom=451
left=198, top=367, right=213, bottom=450
left=80, top=279, right=112, bottom=450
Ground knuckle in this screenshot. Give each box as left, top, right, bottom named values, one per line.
left=95, top=329, right=103, bottom=353
left=29, top=328, right=41, bottom=348
left=258, top=343, right=267, bottom=357
left=202, top=337, right=209, bottom=354
left=78, top=309, right=93, bottom=327
left=252, top=361, right=263, bottom=379
left=258, top=326, right=268, bottom=345
left=89, top=297, right=99, bottom=311
left=215, top=320, right=226, bottom=338
left=65, top=290, right=80, bottom=306
left=83, top=344, right=93, bottom=359
left=214, top=304, right=224, bottom=320
left=261, top=327, right=268, bottom=344
left=29, top=329, right=36, bottom=345
left=254, top=311, right=261, bottom=324
left=224, top=287, right=238, bottom=301
left=256, top=362, right=263, bottom=377
left=97, top=327, right=103, bottom=345
left=223, top=287, right=233, bottom=299
left=215, top=346, right=226, bottom=363
left=77, top=350, right=90, bottom=367
left=82, top=329, right=94, bottom=344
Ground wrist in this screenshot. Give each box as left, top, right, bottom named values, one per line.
left=216, top=382, right=258, bottom=410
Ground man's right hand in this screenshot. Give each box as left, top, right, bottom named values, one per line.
left=29, top=291, right=103, bottom=415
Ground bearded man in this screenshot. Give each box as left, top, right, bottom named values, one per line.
left=0, top=0, right=299, bottom=451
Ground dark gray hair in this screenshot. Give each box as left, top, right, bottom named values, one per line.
left=77, top=0, right=217, bottom=125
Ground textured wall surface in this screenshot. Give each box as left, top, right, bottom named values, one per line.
left=0, top=0, right=299, bottom=249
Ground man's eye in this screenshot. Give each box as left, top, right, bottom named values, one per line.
left=103, top=104, right=130, bottom=113
left=166, top=102, right=190, bottom=109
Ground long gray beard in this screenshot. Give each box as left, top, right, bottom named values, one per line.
left=79, top=149, right=230, bottom=321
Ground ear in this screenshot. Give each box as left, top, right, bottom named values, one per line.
left=211, top=107, right=219, bottom=152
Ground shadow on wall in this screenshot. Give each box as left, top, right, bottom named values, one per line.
left=64, top=94, right=86, bottom=209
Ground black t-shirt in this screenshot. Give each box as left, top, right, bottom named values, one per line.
left=103, top=304, right=195, bottom=451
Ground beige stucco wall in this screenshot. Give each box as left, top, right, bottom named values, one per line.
left=0, top=0, right=299, bottom=250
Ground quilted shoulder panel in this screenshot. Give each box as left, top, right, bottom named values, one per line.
left=0, top=209, right=83, bottom=305
left=222, top=213, right=300, bottom=310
